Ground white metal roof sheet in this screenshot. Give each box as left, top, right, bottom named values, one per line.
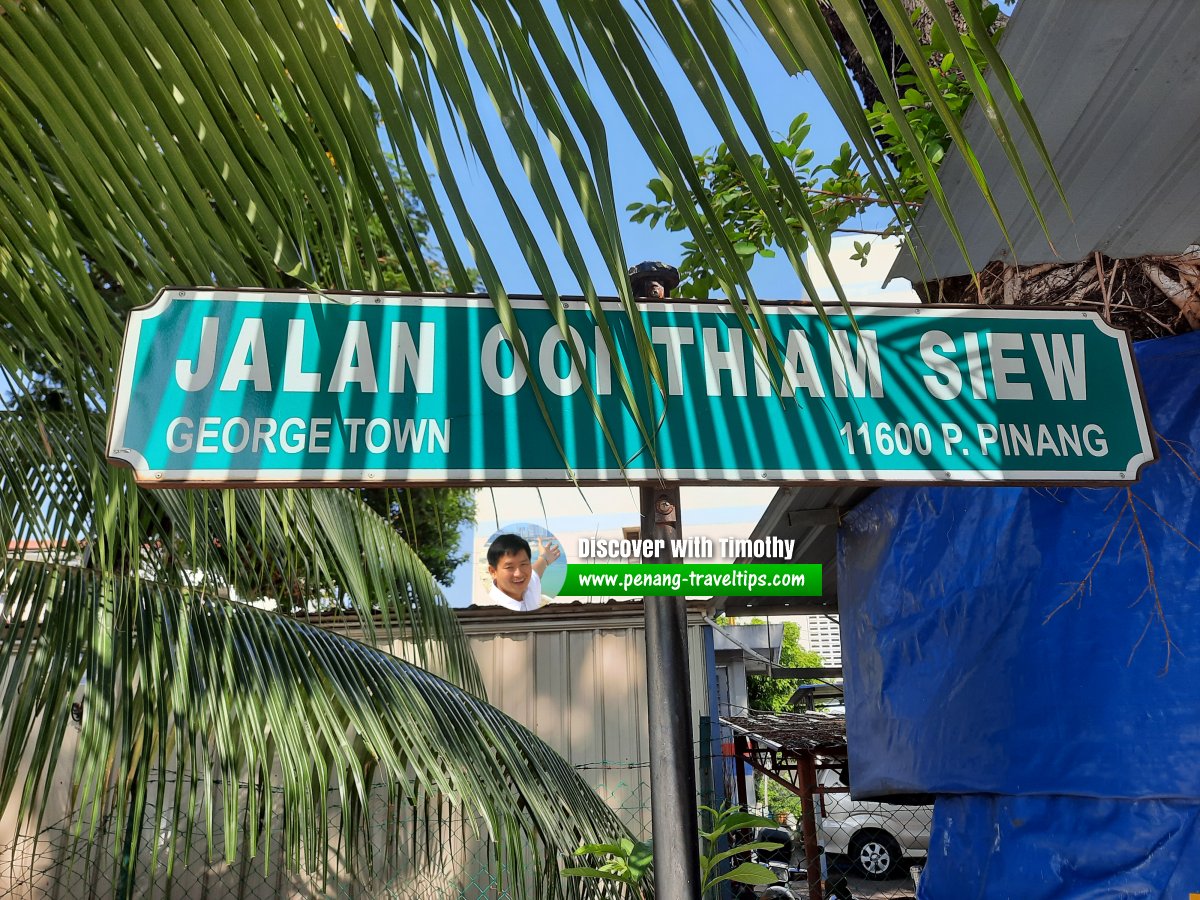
left=890, top=0, right=1200, bottom=283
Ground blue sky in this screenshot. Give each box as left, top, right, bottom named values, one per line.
left=421, top=0, right=1025, bottom=301
left=426, top=7, right=865, bottom=301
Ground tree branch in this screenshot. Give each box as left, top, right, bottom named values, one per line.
left=1142, top=261, right=1200, bottom=329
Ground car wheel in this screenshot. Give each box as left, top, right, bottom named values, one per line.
left=848, top=830, right=903, bottom=880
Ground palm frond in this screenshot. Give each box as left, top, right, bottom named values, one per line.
left=1, top=0, right=1057, bottom=410
left=0, top=410, right=481, bottom=691
left=747, top=0, right=1064, bottom=277
left=0, top=558, right=626, bottom=894
left=0, top=0, right=1055, bottom=892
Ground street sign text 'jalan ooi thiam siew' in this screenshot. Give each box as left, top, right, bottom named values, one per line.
left=107, top=289, right=1155, bottom=486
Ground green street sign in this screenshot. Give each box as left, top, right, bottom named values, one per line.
left=107, top=288, right=1155, bottom=486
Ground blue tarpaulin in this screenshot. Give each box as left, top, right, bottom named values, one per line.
left=925, top=796, right=1200, bottom=898
left=838, top=330, right=1200, bottom=896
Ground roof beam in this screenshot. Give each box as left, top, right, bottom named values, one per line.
left=770, top=667, right=843, bottom=680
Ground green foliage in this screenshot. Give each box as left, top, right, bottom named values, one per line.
left=627, top=111, right=873, bottom=299
left=866, top=3, right=1001, bottom=204
left=359, top=487, right=476, bottom=585
left=0, top=3, right=638, bottom=891
left=699, top=804, right=786, bottom=891
left=565, top=804, right=784, bottom=897
left=766, top=778, right=806, bottom=822
left=356, top=158, right=481, bottom=293
left=563, top=837, right=655, bottom=889
left=0, top=0, right=1051, bottom=892
left=628, top=1, right=1005, bottom=297
left=747, top=621, right=824, bottom=713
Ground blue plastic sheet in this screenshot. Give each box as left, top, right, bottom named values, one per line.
left=837, top=331, right=1200, bottom=896
left=922, top=795, right=1200, bottom=898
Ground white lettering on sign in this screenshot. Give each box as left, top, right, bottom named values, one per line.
left=593, top=326, right=612, bottom=396
left=702, top=327, right=747, bottom=397
left=175, top=317, right=220, bottom=392
left=650, top=326, right=693, bottom=396
left=964, top=332, right=988, bottom=399
left=783, top=330, right=824, bottom=398
left=279, top=417, right=307, bottom=452
left=837, top=418, right=1112, bottom=462
left=111, top=290, right=1156, bottom=488
left=987, top=333, right=1033, bottom=401
left=167, top=417, right=194, bottom=452
left=751, top=330, right=773, bottom=397
left=219, top=318, right=271, bottom=392
left=577, top=537, right=667, bottom=560
left=539, top=326, right=586, bottom=397
left=977, top=422, right=1108, bottom=458
left=328, top=321, right=378, bottom=393
left=253, top=418, right=277, bottom=453
left=480, top=325, right=528, bottom=395
left=222, top=417, right=250, bottom=453
left=920, top=330, right=962, bottom=400
left=164, top=416, right=451, bottom=457
left=175, top=317, right=440, bottom=396
left=284, top=319, right=321, bottom=392
left=913, top=330, right=1088, bottom=404
left=168, top=313, right=1096, bottom=407
left=389, top=322, right=435, bottom=394
left=1031, top=333, right=1086, bottom=401
left=195, top=416, right=221, bottom=453
left=830, top=330, right=884, bottom=399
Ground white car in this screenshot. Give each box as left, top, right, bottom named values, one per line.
left=816, top=765, right=933, bottom=880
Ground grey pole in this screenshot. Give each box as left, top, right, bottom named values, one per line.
left=641, top=485, right=701, bottom=898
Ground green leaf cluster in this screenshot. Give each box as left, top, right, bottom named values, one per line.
left=865, top=2, right=1004, bottom=206
left=0, top=0, right=1060, bottom=893
left=629, top=1, right=1007, bottom=297
left=358, top=487, right=477, bottom=587
left=699, top=804, right=786, bottom=891
left=564, top=804, right=784, bottom=897
left=766, top=778, right=807, bottom=822
left=563, top=837, right=655, bottom=889
left=628, top=111, right=877, bottom=298
left=747, top=621, right=824, bottom=713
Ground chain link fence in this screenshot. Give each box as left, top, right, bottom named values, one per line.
left=730, top=766, right=926, bottom=900
left=0, top=763, right=658, bottom=900
left=808, top=787, right=927, bottom=900
left=0, top=748, right=924, bottom=899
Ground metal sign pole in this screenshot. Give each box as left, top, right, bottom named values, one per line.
left=641, top=486, right=701, bottom=898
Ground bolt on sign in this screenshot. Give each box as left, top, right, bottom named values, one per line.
left=107, top=288, right=1155, bottom=486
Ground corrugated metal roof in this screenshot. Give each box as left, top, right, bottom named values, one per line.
left=891, top=0, right=1200, bottom=282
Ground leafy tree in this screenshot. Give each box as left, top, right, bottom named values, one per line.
left=0, top=1, right=1046, bottom=894
left=629, top=2, right=1003, bottom=296
left=747, top=621, right=824, bottom=713
left=636, top=1, right=1198, bottom=338
left=359, top=487, right=476, bottom=586
left=765, top=778, right=806, bottom=822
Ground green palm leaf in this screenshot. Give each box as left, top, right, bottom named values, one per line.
left=0, top=558, right=628, bottom=893
left=0, top=0, right=1054, bottom=893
